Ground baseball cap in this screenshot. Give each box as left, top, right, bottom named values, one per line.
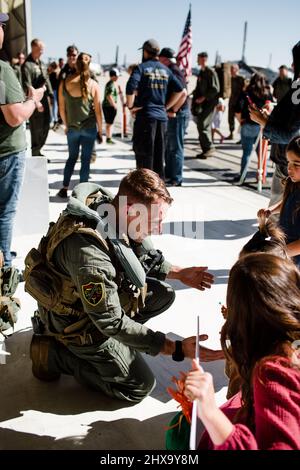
left=0, top=12, right=9, bottom=23
left=159, top=47, right=176, bottom=59
left=198, top=51, right=208, bottom=58
left=138, top=39, right=160, bottom=55
left=159, top=47, right=177, bottom=64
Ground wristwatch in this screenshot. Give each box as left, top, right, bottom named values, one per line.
left=172, top=340, right=185, bottom=362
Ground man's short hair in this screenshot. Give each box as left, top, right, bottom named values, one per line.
left=66, top=44, right=79, bottom=56
left=116, top=169, right=173, bottom=205
left=198, top=51, right=208, bottom=58
left=279, top=65, right=288, bottom=70
left=31, top=38, right=42, bottom=47
left=110, top=68, right=119, bottom=78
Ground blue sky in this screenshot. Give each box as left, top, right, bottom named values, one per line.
left=31, top=0, right=300, bottom=69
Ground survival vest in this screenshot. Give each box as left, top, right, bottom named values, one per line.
left=24, top=183, right=148, bottom=345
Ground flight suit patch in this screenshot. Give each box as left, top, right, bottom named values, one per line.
left=82, top=282, right=105, bottom=306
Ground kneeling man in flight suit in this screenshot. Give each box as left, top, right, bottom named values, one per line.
left=25, top=168, right=219, bottom=402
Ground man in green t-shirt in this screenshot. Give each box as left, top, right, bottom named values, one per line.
left=102, top=68, right=119, bottom=144
left=0, top=12, right=45, bottom=266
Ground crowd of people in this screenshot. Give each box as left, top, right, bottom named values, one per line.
left=0, top=10, right=300, bottom=452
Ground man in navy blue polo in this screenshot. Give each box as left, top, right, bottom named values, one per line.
left=126, top=39, right=185, bottom=178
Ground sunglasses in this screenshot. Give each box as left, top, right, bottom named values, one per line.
left=0, top=23, right=6, bottom=30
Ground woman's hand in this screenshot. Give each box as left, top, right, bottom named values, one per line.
left=184, top=359, right=234, bottom=446
left=249, top=107, right=268, bottom=127
left=184, top=359, right=218, bottom=421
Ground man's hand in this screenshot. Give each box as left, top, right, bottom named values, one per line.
left=167, top=111, right=176, bottom=118
left=168, top=266, right=214, bottom=291
left=182, top=335, right=224, bottom=361
left=128, top=106, right=143, bottom=116
left=27, top=85, right=45, bottom=113
left=27, top=85, right=45, bottom=105
left=200, top=345, right=224, bottom=362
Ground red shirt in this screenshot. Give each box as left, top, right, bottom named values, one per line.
left=198, top=357, right=300, bottom=450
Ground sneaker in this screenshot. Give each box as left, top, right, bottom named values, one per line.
left=30, top=335, right=61, bottom=382
left=106, top=138, right=115, bottom=144
left=225, top=133, right=233, bottom=140
left=90, top=152, right=97, bottom=163
left=57, top=188, right=68, bottom=198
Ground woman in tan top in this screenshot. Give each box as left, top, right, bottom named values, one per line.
left=57, top=52, right=102, bottom=198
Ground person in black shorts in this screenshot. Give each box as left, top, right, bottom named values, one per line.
left=102, top=68, right=119, bottom=144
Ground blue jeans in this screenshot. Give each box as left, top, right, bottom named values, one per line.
left=51, top=90, right=58, bottom=124
left=165, top=109, right=189, bottom=184
left=0, top=151, right=26, bottom=266
left=240, top=123, right=260, bottom=175
left=63, top=127, right=97, bottom=187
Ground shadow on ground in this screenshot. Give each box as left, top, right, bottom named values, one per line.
left=0, top=329, right=226, bottom=450
left=163, top=219, right=257, bottom=240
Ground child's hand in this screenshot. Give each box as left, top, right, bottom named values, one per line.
left=257, top=208, right=271, bottom=219
left=221, top=304, right=228, bottom=319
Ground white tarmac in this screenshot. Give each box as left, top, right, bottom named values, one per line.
left=0, top=122, right=270, bottom=450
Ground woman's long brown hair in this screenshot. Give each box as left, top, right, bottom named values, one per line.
left=77, top=52, right=91, bottom=101
left=221, top=253, right=300, bottom=427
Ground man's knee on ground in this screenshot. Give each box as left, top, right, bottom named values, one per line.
left=114, top=374, right=156, bottom=403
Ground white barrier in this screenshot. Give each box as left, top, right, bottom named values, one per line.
left=14, top=156, right=49, bottom=237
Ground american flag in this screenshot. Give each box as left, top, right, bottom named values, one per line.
left=177, top=5, right=192, bottom=78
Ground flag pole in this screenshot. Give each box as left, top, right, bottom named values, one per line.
left=189, top=315, right=199, bottom=450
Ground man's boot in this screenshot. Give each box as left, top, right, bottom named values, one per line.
left=30, top=334, right=61, bottom=381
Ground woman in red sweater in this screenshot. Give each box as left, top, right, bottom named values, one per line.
left=184, top=253, right=300, bottom=450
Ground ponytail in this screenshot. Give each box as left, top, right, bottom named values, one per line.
left=77, top=52, right=91, bottom=101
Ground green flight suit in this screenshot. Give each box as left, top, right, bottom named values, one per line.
left=38, top=211, right=175, bottom=403
left=21, top=54, right=53, bottom=155
left=192, top=67, right=220, bottom=153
